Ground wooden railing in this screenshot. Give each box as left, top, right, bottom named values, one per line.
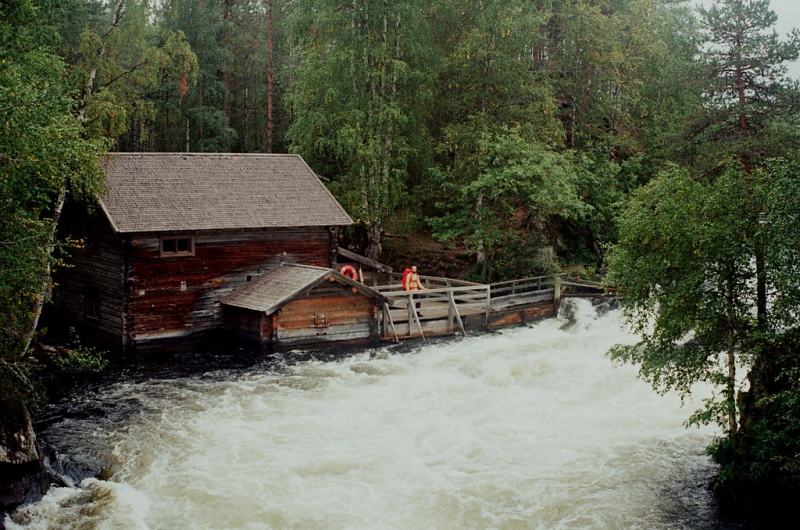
left=488, top=273, right=567, bottom=302
left=374, top=273, right=609, bottom=341
left=376, top=275, right=490, bottom=341
left=381, top=273, right=482, bottom=290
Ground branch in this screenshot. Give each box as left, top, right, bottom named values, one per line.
left=0, top=358, right=36, bottom=395
left=0, top=154, right=40, bottom=165
left=99, top=59, right=148, bottom=90
left=693, top=163, right=725, bottom=182
left=0, top=235, right=45, bottom=246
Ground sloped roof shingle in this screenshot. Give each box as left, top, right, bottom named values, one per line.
left=221, top=264, right=387, bottom=314
left=99, top=153, right=353, bottom=233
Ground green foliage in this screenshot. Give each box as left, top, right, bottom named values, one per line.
left=42, top=0, right=201, bottom=148
left=287, top=0, right=433, bottom=258
left=606, top=2, right=800, bottom=497
left=430, top=128, right=587, bottom=281
left=1, top=0, right=106, bottom=412
left=606, top=164, right=758, bottom=398
left=48, top=328, right=109, bottom=374
left=689, top=0, right=800, bottom=172
left=1, top=23, right=106, bottom=360
left=710, top=330, right=800, bottom=491
left=607, top=158, right=800, bottom=491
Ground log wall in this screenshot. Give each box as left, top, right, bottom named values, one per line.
left=270, top=280, right=379, bottom=350
left=53, top=208, right=127, bottom=349
left=129, top=227, right=335, bottom=348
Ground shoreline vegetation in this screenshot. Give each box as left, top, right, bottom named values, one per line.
left=3, top=0, right=800, bottom=523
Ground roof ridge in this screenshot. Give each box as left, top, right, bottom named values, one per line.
left=106, top=152, right=301, bottom=157
left=284, top=263, right=330, bottom=271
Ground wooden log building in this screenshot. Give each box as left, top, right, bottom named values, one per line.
left=221, top=263, right=388, bottom=352
left=53, top=153, right=387, bottom=355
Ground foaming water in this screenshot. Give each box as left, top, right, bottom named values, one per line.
left=7, top=300, right=724, bottom=529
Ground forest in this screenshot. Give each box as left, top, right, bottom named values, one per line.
left=2, top=0, right=800, bottom=515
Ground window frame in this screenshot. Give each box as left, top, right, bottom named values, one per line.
left=159, top=236, right=195, bottom=258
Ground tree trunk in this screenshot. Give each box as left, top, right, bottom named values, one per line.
left=365, top=224, right=383, bottom=262
left=223, top=0, right=233, bottom=118
left=755, top=241, right=767, bottom=329
left=726, top=273, right=738, bottom=435
left=735, top=64, right=752, bottom=175
left=185, top=115, right=191, bottom=152
left=77, top=0, right=126, bottom=121
left=20, top=189, right=67, bottom=359
left=266, top=0, right=274, bottom=153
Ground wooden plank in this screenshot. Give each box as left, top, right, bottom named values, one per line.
left=405, top=293, right=425, bottom=340
left=277, top=322, right=373, bottom=340
left=448, top=290, right=466, bottom=337
left=490, top=310, right=524, bottom=328
left=336, top=247, right=393, bottom=273
left=383, top=303, right=399, bottom=343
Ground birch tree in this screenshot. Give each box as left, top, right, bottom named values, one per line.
left=1, top=0, right=106, bottom=410
left=288, top=0, right=430, bottom=259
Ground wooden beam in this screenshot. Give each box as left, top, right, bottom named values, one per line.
left=448, top=290, right=466, bottom=337
left=383, top=303, right=399, bottom=343
left=554, top=276, right=562, bottom=312
left=336, top=247, right=393, bottom=273
left=407, top=293, right=425, bottom=340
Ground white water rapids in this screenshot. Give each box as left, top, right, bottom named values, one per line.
left=6, top=300, right=723, bottom=529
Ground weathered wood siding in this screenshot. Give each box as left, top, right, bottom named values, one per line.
left=129, top=227, right=335, bottom=346
left=223, top=307, right=262, bottom=342
left=53, top=207, right=127, bottom=349
left=487, top=303, right=557, bottom=328
left=271, top=280, right=379, bottom=350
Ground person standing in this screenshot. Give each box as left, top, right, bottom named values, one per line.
left=403, top=265, right=426, bottom=316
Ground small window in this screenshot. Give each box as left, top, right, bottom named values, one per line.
left=86, top=288, right=100, bottom=320
left=160, top=236, right=195, bottom=257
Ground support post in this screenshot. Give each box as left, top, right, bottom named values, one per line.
left=383, top=303, right=399, bottom=343
left=447, top=290, right=454, bottom=330
left=408, top=293, right=425, bottom=340
left=448, top=291, right=466, bottom=337
left=554, top=276, right=562, bottom=312
left=485, top=286, right=491, bottom=329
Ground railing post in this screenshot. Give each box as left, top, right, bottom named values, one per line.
left=447, top=289, right=454, bottom=330
left=448, top=290, right=466, bottom=337
left=554, top=276, right=561, bottom=312
left=485, top=285, right=491, bottom=328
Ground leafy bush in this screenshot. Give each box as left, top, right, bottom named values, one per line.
left=48, top=328, right=109, bottom=374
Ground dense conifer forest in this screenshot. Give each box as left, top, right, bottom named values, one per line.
left=2, top=0, right=800, bottom=514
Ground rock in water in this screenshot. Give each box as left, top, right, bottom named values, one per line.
left=0, top=404, right=49, bottom=517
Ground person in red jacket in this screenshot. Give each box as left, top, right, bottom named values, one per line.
left=403, top=266, right=426, bottom=316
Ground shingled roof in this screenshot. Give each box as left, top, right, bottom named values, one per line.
left=99, top=153, right=353, bottom=233
left=221, top=264, right=388, bottom=315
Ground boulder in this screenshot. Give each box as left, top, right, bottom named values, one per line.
left=0, top=405, right=49, bottom=516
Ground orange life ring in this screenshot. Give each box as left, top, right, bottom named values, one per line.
left=339, top=264, right=358, bottom=281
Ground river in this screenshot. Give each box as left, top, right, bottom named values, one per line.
left=6, top=299, right=737, bottom=529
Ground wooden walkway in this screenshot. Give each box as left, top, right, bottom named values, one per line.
left=374, top=273, right=610, bottom=341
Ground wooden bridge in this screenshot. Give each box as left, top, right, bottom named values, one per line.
left=373, top=273, right=611, bottom=342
